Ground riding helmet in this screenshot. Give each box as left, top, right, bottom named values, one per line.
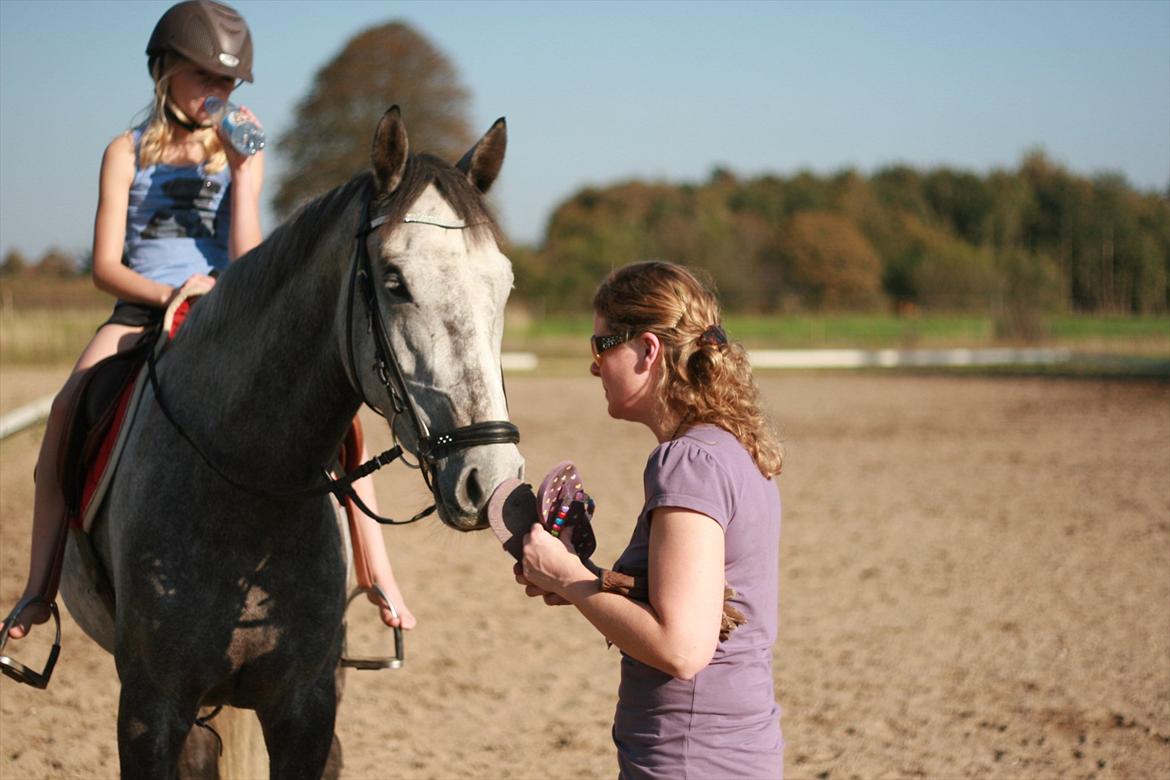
left=146, top=0, right=253, bottom=83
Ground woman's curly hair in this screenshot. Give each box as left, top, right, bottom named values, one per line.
left=592, top=261, right=784, bottom=477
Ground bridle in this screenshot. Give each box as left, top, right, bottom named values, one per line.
left=147, top=192, right=519, bottom=525
left=340, top=197, right=520, bottom=522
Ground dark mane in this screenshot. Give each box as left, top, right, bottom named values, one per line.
left=258, top=152, right=502, bottom=274
left=197, top=154, right=501, bottom=328
left=375, top=153, right=503, bottom=246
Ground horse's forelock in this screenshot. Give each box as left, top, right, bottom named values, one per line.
left=246, top=154, right=500, bottom=274
left=194, top=156, right=501, bottom=330
left=378, top=154, right=503, bottom=246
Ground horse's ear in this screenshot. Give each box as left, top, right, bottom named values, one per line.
left=456, top=117, right=506, bottom=194
left=372, top=105, right=409, bottom=195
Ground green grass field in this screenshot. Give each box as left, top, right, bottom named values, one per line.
left=505, top=311, right=1169, bottom=355
left=2, top=276, right=1167, bottom=369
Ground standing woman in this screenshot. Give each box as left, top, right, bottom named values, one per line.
left=517, top=261, right=785, bottom=779
left=1, top=0, right=412, bottom=680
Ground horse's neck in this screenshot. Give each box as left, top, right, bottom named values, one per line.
left=157, top=250, right=360, bottom=486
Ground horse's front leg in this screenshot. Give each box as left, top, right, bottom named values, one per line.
left=256, top=664, right=341, bottom=780
left=117, top=680, right=199, bottom=780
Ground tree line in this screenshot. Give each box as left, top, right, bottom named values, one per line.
left=512, top=151, right=1169, bottom=323
left=5, top=19, right=1165, bottom=328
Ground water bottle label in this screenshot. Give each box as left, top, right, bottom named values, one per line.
left=216, top=104, right=265, bottom=156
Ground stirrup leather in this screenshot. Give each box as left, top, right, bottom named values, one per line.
left=339, top=584, right=404, bottom=670
left=0, top=597, right=62, bottom=689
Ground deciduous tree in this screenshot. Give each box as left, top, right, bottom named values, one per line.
left=1, top=248, right=29, bottom=276
left=778, top=211, right=883, bottom=310
left=273, top=21, right=474, bottom=218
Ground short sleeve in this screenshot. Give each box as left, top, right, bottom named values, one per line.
left=642, top=438, right=736, bottom=530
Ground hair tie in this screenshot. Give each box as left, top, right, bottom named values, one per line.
left=699, top=324, right=727, bottom=347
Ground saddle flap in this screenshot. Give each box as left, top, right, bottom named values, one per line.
left=60, top=289, right=210, bottom=527
left=59, top=334, right=153, bottom=522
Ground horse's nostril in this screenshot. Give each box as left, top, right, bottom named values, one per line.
left=466, top=468, right=484, bottom=508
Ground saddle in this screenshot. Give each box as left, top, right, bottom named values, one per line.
left=59, top=332, right=153, bottom=530
left=61, top=288, right=208, bottom=532
left=4, top=291, right=396, bottom=688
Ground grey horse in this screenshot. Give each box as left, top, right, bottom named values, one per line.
left=58, top=107, right=524, bottom=779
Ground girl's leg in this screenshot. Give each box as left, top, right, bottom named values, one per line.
left=3, top=323, right=146, bottom=639
left=350, top=468, right=416, bottom=630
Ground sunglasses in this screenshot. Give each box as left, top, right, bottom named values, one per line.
left=590, top=331, right=633, bottom=362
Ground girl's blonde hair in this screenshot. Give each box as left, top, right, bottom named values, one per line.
left=138, top=54, right=227, bottom=173
left=593, top=261, right=784, bottom=477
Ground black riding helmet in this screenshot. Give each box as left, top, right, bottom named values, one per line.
left=146, top=0, right=253, bottom=83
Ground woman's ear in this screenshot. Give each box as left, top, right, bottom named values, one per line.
left=639, top=332, right=663, bottom=369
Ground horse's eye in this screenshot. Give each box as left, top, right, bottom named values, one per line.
left=383, top=269, right=411, bottom=301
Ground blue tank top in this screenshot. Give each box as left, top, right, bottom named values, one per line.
left=124, top=128, right=232, bottom=288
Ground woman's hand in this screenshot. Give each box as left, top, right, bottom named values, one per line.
left=519, top=523, right=591, bottom=599
left=513, top=562, right=570, bottom=605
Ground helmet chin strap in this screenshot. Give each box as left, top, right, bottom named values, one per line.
left=164, top=102, right=212, bottom=133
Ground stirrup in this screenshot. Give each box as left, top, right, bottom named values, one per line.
left=0, top=597, right=62, bottom=689
left=340, top=584, right=404, bottom=670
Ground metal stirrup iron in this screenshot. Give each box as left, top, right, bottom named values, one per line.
left=339, top=584, right=404, bottom=670
left=0, top=598, right=62, bottom=689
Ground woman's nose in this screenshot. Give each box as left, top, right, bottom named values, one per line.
left=589, top=361, right=600, bottom=377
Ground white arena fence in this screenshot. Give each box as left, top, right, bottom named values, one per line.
left=0, top=348, right=1071, bottom=441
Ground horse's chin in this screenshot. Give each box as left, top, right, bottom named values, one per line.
left=437, top=505, right=489, bottom=532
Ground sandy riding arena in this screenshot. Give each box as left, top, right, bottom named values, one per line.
left=2, top=369, right=1168, bottom=779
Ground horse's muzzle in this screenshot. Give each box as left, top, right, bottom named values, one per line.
left=438, top=451, right=524, bottom=532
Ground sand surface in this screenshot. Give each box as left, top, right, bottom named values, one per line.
left=2, top=369, right=1167, bottom=779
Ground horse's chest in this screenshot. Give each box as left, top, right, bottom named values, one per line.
left=224, top=583, right=285, bottom=670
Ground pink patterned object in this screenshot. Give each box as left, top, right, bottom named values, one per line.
left=484, top=461, right=597, bottom=562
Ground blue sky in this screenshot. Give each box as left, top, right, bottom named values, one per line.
left=1, top=0, right=1167, bottom=261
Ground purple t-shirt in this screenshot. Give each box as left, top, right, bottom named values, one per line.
left=611, top=424, right=784, bottom=780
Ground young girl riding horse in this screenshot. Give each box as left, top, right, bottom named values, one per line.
left=1, top=0, right=414, bottom=682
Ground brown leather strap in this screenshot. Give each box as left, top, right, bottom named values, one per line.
left=599, top=568, right=747, bottom=642
left=341, top=418, right=376, bottom=591
left=38, top=509, right=71, bottom=606
left=599, top=568, right=648, bottom=601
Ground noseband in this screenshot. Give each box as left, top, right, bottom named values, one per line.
left=341, top=199, right=520, bottom=521
left=147, top=195, right=519, bottom=525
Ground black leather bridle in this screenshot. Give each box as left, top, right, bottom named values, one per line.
left=147, top=194, right=519, bottom=526
left=340, top=198, right=520, bottom=522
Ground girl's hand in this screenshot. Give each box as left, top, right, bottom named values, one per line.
left=520, top=523, right=590, bottom=598
left=220, top=105, right=263, bottom=171
left=167, top=273, right=217, bottom=306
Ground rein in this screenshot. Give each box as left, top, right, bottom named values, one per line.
left=146, top=347, right=425, bottom=521
left=147, top=193, right=519, bottom=525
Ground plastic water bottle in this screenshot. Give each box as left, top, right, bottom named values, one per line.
left=203, top=96, right=265, bottom=156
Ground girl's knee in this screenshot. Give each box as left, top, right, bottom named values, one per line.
left=48, top=373, right=87, bottom=422
left=48, top=390, right=74, bottom=422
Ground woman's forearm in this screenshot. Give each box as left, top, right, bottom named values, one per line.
left=562, top=573, right=714, bottom=680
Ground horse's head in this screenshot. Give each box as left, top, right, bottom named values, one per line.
left=343, top=107, right=524, bottom=531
